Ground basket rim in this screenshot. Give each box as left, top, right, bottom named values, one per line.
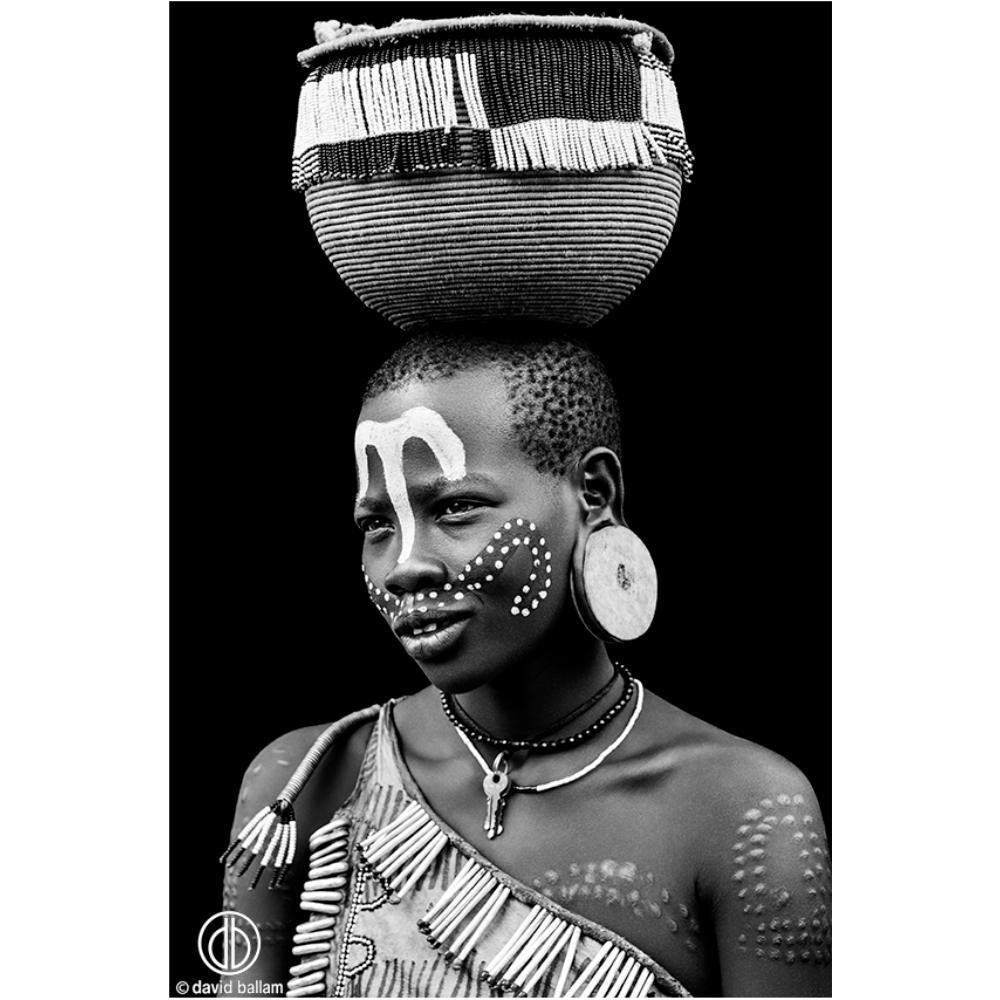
left=297, top=13, right=674, bottom=68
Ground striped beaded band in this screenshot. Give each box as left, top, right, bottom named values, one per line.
left=291, top=19, right=692, bottom=189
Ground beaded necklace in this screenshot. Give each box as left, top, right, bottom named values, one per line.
left=440, top=663, right=634, bottom=753
left=454, top=681, right=645, bottom=839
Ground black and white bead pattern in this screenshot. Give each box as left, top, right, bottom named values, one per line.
left=285, top=816, right=352, bottom=998
left=363, top=516, right=553, bottom=624
left=635, top=47, right=694, bottom=181
left=293, top=29, right=693, bottom=188
left=220, top=803, right=297, bottom=890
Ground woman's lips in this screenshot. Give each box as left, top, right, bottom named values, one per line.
left=395, top=611, right=473, bottom=661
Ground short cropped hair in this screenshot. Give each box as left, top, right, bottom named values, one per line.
left=363, top=335, right=622, bottom=476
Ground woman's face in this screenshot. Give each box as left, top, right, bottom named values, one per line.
left=354, top=368, right=581, bottom=693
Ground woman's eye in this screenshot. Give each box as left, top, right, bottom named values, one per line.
left=359, top=516, right=393, bottom=535
left=439, top=499, right=483, bottom=518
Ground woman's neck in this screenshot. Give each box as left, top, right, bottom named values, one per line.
left=452, top=627, right=616, bottom=740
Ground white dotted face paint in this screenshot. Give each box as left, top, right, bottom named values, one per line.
left=355, top=406, right=467, bottom=564
left=362, top=517, right=555, bottom=626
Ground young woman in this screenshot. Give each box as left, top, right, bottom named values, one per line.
left=223, top=337, right=831, bottom=997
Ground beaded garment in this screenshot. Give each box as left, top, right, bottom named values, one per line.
left=285, top=702, right=691, bottom=998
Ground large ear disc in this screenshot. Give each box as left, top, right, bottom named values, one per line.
left=574, top=525, right=657, bottom=642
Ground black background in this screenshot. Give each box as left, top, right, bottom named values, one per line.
left=170, top=1, right=830, bottom=989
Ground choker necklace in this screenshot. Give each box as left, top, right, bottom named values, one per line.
left=453, top=680, right=645, bottom=839
left=440, top=663, right=634, bottom=754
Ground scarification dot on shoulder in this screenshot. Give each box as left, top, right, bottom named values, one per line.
left=744, top=809, right=762, bottom=821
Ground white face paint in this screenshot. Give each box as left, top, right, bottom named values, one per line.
left=355, top=405, right=467, bottom=564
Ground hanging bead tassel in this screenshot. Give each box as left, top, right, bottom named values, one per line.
left=220, top=801, right=298, bottom=891
left=562, top=941, right=655, bottom=998
left=219, top=705, right=380, bottom=889
left=356, top=801, right=449, bottom=901
left=349, top=793, right=663, bottom=997
left=552, top=924, right=582, bottom=997
left=474, top=900, right=580, bottom=995
left=284, top=815, right=353, bottom=998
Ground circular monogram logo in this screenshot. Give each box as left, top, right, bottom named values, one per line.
left=197, top=910, right=261, bottom=976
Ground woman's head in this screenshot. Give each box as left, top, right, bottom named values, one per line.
left=354, top=336, right=625, bottom=692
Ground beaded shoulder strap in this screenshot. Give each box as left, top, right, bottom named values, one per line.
left=220, top=704, right=381, bottom=890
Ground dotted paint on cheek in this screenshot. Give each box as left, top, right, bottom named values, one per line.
left=462, top=517, right=553, bottom=619
left=361, top=564, right=402, bottom=623
left=732, top=794, right=832, bottom=966
left=360, top=516, right=555, bottom=625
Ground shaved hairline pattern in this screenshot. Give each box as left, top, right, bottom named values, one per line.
left=362, top=336, right=622, bottom=477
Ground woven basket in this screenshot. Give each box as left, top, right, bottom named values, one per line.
left=293, top=15, right=693, bottom=331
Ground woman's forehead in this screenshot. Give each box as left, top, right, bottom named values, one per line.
left=357, top=369, right=522, bottom=465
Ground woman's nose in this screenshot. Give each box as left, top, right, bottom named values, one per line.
left=384, top=545, right=449, bottom=597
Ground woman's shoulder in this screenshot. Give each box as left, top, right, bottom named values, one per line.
left=636, top=688, right=828, bottom=883
left=233, top=707, right=383, bottom=834
left=646, top=694, right=816, bottom=817
left=637, top=687, right=818, bottom=798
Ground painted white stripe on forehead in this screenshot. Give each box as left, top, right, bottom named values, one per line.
left=355, top=406, right=467, bottom=564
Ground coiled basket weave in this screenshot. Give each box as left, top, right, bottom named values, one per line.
left=294, top=15, right=693, bottom=331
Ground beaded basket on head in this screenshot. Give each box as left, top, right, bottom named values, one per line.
left=293, top=14, right=694, bottom=332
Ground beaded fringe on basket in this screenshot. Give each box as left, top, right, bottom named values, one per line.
left=292, top=32, right=693, bottom=189
left=354, top=800, right=659, bottom=998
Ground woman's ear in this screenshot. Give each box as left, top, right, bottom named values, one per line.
left=570, top=448, right=658, bottom=643
left=575, top=447, right=625, bottom=528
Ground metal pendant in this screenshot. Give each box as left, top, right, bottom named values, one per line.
left=482, top=752, right=512, bottom=839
